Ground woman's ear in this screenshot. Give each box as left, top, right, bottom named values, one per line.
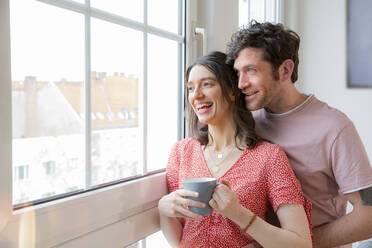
left=279, top=59, right=294, bottom=82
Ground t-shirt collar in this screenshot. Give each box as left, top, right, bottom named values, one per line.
left=263, top=94, right=313, bottom=118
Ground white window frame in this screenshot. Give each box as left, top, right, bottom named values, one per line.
left=240, top=0, right=282, bottom=25
left=0, top=0, right=282, bottom=246
left=0, top=0, right=188, bottom=247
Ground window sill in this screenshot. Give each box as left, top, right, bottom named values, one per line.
left=0, top=172, right=167, bottom=248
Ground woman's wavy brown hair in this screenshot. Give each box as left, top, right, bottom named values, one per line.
left=185, top=51, right=262, bottom=149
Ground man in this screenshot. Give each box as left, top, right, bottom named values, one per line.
left=226, top=21, right=372, bottom=248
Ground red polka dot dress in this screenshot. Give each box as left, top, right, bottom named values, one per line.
left=166, top=137, right=312, bottom=248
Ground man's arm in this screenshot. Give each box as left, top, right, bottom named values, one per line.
left=312, top=187, right=372, bottom=248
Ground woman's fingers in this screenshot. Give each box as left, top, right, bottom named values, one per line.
left=173, top=204, right=203, bottom=219
left=175, top=189, right=206, bottom=208
left=209, top=198, right=218, bottom=209
left=212, top=189, right=223, bottom=204
left=176, top=189, right=199, bottom=198
left=209, top=184, right=229, bottom=211
left=211, top=184, right=238, bottom=212
left=175, top=196, right=206, bottom=208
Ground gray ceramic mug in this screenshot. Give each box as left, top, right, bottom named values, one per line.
left=182, top=177, right=221, bottom=216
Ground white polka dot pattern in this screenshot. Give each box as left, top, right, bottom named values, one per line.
left=165, top=137, right=312, bottom=248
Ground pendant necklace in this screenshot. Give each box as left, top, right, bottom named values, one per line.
left=206, top=144, right=235, bottom=173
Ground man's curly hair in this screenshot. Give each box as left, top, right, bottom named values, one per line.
left=226, top=20, right=300, bottom=83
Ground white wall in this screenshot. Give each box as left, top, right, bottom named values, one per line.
left=284, top=0, right=372, bottom=162
left=195, top=0, right=238, bottom=55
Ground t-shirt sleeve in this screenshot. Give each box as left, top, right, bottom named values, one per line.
left=265, top=145, right=305, bottom=212
left=331, top=122, right=372, bottom=193
left=166, top=142, right=181, bottom=194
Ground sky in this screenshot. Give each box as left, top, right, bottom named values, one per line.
left=10, top=0, right=179, bottom=82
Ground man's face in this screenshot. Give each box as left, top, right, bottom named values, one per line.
left=233, top=47, right=280, bottom=112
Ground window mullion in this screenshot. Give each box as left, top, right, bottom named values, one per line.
left=178, top=0, right=184, bottom=140
left=247, top=0, right=251, bottom=22
left=0, top=0, right=12, bottom=229
left=36, top=0, right=86, bottom=14
left=85, top=0, right=92, bottom=188
left=142, top=0, right=148, bottom=174
left=177, top=43, right=184, bottom=141
left=277, top=0, right=282, bottom=23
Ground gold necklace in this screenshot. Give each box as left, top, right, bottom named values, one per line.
left=206, top=145, right=235, bottom=173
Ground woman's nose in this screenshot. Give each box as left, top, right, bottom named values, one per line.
left=193, top=86, right=203, bottom=99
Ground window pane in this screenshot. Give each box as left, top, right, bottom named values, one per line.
left=124, top=231, right=171, bottom=248
left=90, top=18, right=143, bottom=186
left=147, top=35, right=179, bottom=172
left=91, top=0, right=143, bottom=22
left=144, top=231, right=171, bottom=247
left=239, top=0, right=249, bottom=27
left=148, top=0, right=179, bottom=33
left=250, top=0, right=265, bottom=22
left=265, top=0, right=277, bottom=22
left=10, top=0, right=85, bottom=205
left=240, top=0, right=279, bottom=25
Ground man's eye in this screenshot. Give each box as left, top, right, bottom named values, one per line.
left=247, top=68, right=256, bottom=72
left=203, top=82, right=212, bottom=86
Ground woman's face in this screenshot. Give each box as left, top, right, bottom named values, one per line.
left=187, top=65, right=232, bottom=125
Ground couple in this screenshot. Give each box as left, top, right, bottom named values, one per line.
left=158, top=21, right=372, bottom=247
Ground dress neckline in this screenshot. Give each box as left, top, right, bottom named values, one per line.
left=195, top=138, right=249, bottom=179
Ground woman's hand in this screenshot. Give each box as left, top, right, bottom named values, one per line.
left=209, top=183, right=244, bottom=223
left=158, top=189, right=206, bottom=220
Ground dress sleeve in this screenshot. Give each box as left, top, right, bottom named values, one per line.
left=265, top=145, right=305, bottom=212
left=166, top=142, right=181, bottom=193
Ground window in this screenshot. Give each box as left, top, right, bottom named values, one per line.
left=1, top=0, right=184, bottom=246
left=125, top=231, right=171, bottom=248
left=14, top=165, right=29, bottom=181
left=43, top=160, right=56, bottom=175
left=10, top=0, right=184, bottom=206
left=239, top=0, right=281, bottom=27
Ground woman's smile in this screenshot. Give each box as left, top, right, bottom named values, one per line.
left=195, top=102, right=213, bottom=114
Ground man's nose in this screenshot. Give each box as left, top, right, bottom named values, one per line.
left=238, top=73, right=250, bottom=89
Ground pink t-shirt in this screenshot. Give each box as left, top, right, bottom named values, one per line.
left=166, top=137, right=310, bottom=248
left=253, top=95, right=372, bottom=247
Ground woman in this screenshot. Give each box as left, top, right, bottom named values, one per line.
left=158, top=51, right=312, bottom=248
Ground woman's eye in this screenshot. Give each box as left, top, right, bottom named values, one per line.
left=203, top=82, right=212, bottom=86
left=247, top=68, right=256, bottom=72
left=187, top=86, right=194, bottom=92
